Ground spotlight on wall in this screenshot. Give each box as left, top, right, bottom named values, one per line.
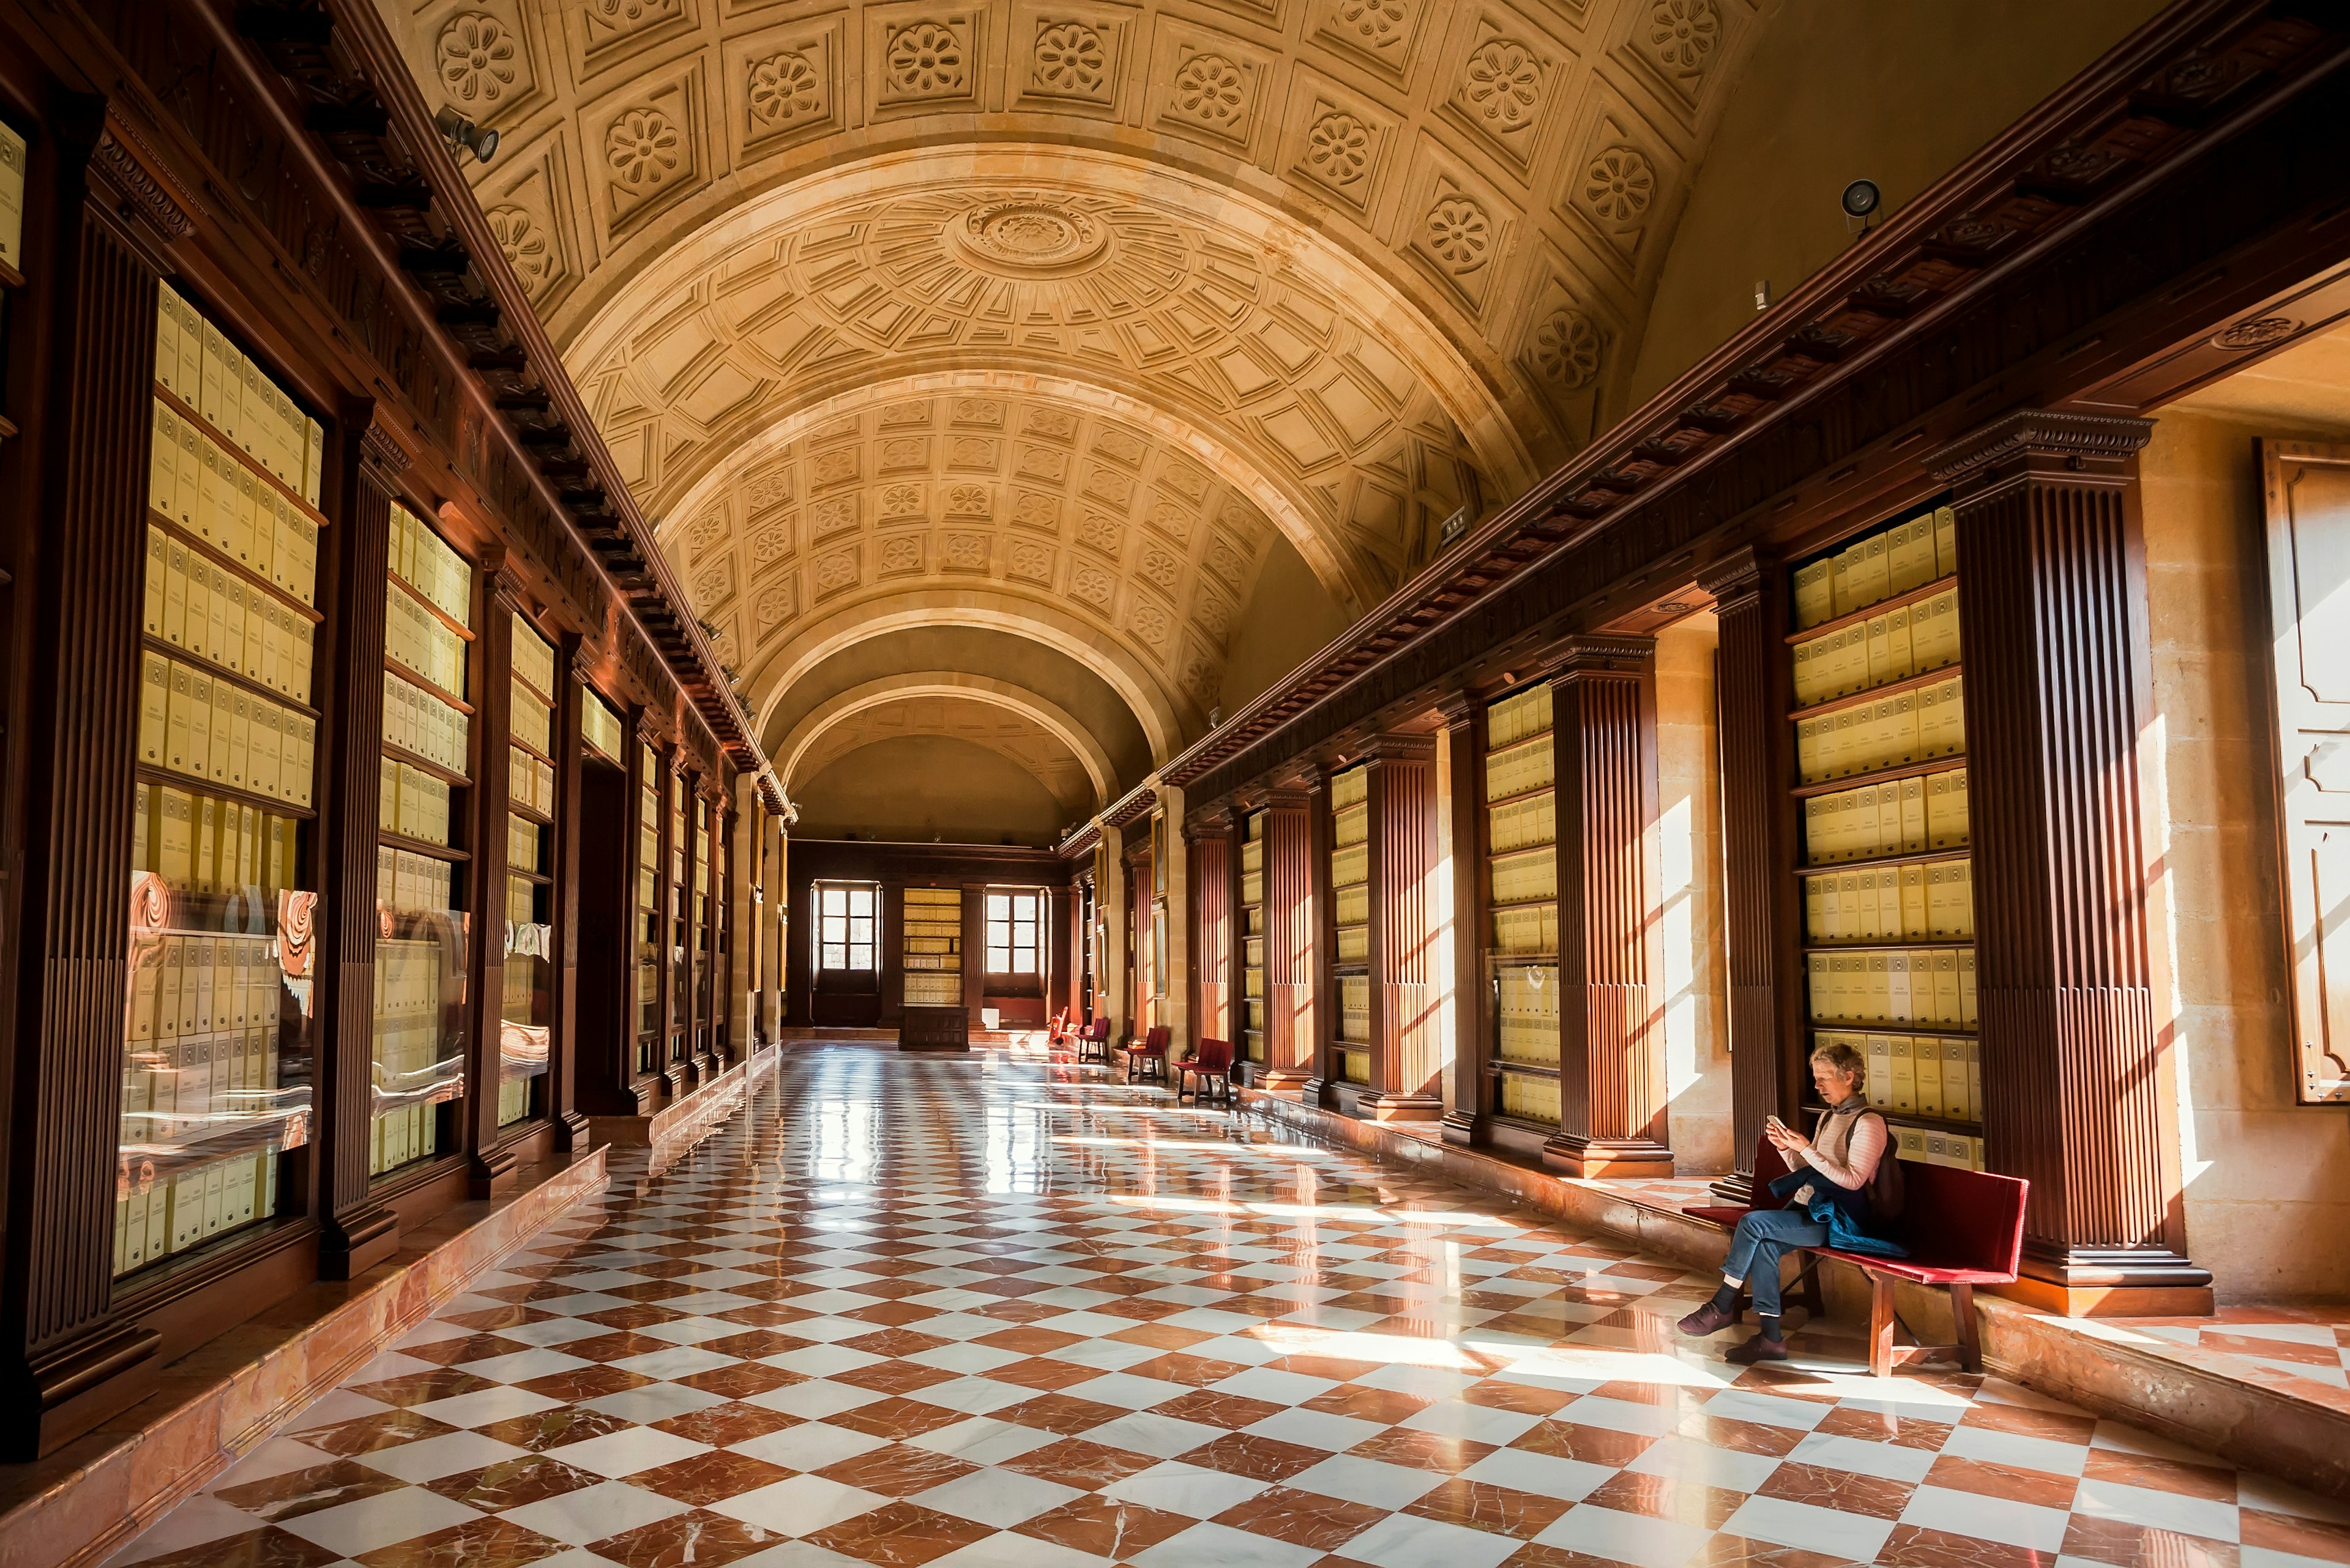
left=1841, top=177, right=1881, bottom=234
left=434, top=106, right=500, bottom=165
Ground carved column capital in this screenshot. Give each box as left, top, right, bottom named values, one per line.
left=1359, top=732, right=1436, bottom=766
left=1433, top=688, right=1480, bottom=730
left=1696, top=545, right=1776, bottom=614
left=1542, top=633, right=1655, bottom=681
left=1926, top=409, right=2154, bottom=489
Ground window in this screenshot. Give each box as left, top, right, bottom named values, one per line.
left=986, top=890, right=1042, bottom=974
left=818, top=883, right=876, bottom=971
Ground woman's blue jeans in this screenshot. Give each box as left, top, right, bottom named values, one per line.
left=1724, top=1206, right=1829, bottom=1320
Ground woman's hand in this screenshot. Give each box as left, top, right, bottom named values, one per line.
left=1766, top=1119, right=1810, bottom=1155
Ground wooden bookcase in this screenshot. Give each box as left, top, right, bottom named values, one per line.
left=371, top=502, right=474, bottom=1178
left=635, top=741, right=663, bottom=1077
left=1788, top=501, right=1983, bottom=1170
left=1484, top=682, right=1563, bottom=1132
left=500, top=615, right=557, bottom=1128
left=903, top=886, right=964, bottom=1007
left=1239, top=810, right=1266, bottom=1067
left=118, top=281, right=325, bottom=1277
left=1329, top=766, right=1370, bottom=1086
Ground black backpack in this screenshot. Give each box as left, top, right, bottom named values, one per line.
left=1863, top=1110, right=1906, bottom=1222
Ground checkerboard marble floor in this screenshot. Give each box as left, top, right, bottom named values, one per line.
left=2100, top=1309, right=2350, bottom=1393
left=106, top=1047, right=2350, bottom=1568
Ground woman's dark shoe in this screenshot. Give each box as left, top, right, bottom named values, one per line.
left=1724, top=1334, right=1789, bottom=1364
left=1676, top=1301, right=1740, bottom=1337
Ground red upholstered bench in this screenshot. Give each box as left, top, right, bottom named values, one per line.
left=1686, top=1133, right=2027, bottom=1377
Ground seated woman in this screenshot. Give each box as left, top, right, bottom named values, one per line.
left=1676, top=1041, right=1904, bottom=1363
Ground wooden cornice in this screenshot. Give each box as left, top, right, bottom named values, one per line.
left=1157, top=0, right=2350, bottom=804
left=1104, top=783, right=1158, bottom=833
left=201, top=0, right=769, bottom=782
left=1057, top=821, right=1102, bottom=862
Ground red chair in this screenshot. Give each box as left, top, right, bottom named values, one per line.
left=1174, top=1037, right=1234, bottom=1106
left=1078, top=1017, right=1112, bottom=1065
left=1685, top=1132, right=2027, bottom=1377
left=1046, top=1009, right=1071, bottom=1051
left=1125, top=1025, right=1170, bottom=1085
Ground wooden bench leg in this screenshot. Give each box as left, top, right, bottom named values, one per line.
left=1868, top=1272, right=1897, bottom=1378
left=1950, top=1282, right=1980, bottom=1373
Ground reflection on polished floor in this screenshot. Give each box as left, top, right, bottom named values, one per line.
left=107, top=1047, right=2350, bottom=1568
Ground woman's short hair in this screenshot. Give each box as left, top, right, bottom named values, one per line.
left=1808, top=1040, right=1867, bottom=1081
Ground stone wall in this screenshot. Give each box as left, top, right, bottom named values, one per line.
left=2139, top=410, right=2350, bottom=1301
left=1655, top=613, right=1733, bottom=1174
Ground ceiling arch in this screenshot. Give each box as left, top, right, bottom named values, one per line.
left=376, top=0, right=1779, bottom=837
left=387, top=0, right=1771, bottom=446
left=749, top=589, right=1190, bottom=763
left=568, top=149, right=1523, bottom=609
left=779, top=675, right=1115, bottom=810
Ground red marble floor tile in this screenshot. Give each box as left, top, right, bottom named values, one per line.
left=629, top=1449, right=801, bottom=1504
left=971, top=1324, right=1089, bottom=1355
left=2240, top=1507, right=2350, bottom=1565
left=698, top=1329, right=814, bottom=1360
left=1693, top=1534, right=1854, bottom=1567
left=515, top=1364, right=656, bottom=1401
left=982, top=1356, right=1102, bottom=1392
left=557, top=1331, right=681, bottom=1364
left=1154, top=1389, right=1288, bottom=1429
left=1873, top=1523, right=2056, bottom=1568
left=397, top=1333, right=528, bottom=1367
left=214, top=1460, right=413, bottom=1520
left=1177, top=1430, right=1330, bottom=1482
left=1405, top=1477, right=1577, bottom=1539
left=1495, top=1542, right=1651, bottom=1568
left=998, top=1436, right=1163, bottom=1490
left=1302, top=1384, right=1434, bottom=1425
left=1014, top=1495, right=1198, bottom=1558
left=817, top=1443, right=982, bottom=1497
left=578, top=1302, right=687, bottom=1330
left=1461, top=1379, right=1581, bottom=1417
left=1957, top=1403, right=2098, bottom=1445
left=1122, top=1352, right=1248, bottom=1387
left=292, top=1409, right=462, bottom=1457
left=826, top=1396, right=970, bottom=1440
left=676, top=1359, right=804, bottom=1398
left=807, top=1500, right=997, bottom=1567
left=1581, top=1471, right=1747, bottom=1530
left=1811, top=1407, right=1953, bottom=1451
left=2080, top=1447, right=2238, bottom=1504
left=996, top=1391, right=1128, bottom=1435
left=475, top=1405, right=641, bottom=1452
left=2058, top=1513, right=2239, bottom=1568
left=838, top=1328, right=954, bottom=1358
left=833, top=1358, right=965, bottom=1395
left=715, top=1301, right=821, bottom=1327
left=1920, top=1454, right=2080, bottom=1512
left=1210, top=1486, right=1387, bottom=1551
left=422, top=1455, right=605, bottom=1510
left=588, top=1509, right=785, bottom=1568
left=1756, top=1460, right=1914, bottom=1520
left=347, top=1368, right=497, bottom=1408
left=1106, top=1322, right=1218, bottom=1351
left=354, top=1517, right=566, bottom=1568
left=1346, top=1425, right=1496, bottom=1473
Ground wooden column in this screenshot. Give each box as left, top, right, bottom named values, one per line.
left=1928, top=409, right=2210, bottom=1314
left=961, top=878, right=987, bottom=1023
left=1, top=168, right=171, bottom=1456
left=547, top=638, right=589, bottom=1148
left=1261, top=778, right=1317, bottom=1093
left=1439, top=694, right=1488, bottom=1145
left=463, top=564, right=519, bottom=1199
left=1544, top=637, right=1672, bottom=1178
left=1188, top=808, right=1234, bottom=1046
left=1696, top=548, right=1803, bottom=1202
left=313, top=412, right=401, bottom=1278
left=1363, top=736, right=1442, bottom=1120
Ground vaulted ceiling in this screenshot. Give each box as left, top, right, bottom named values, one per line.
left=376, top=0, right=1777, bottom=837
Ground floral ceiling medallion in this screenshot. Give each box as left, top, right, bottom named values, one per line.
left=950, top=197, right=1115, bottom=277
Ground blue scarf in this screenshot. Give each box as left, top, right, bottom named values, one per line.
left=1764, top=1102, right=1908, bottom=1258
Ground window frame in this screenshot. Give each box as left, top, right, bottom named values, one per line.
left=815, top=881, right=878, bottom=974
left=984, top=888, right=1043, bottom=976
